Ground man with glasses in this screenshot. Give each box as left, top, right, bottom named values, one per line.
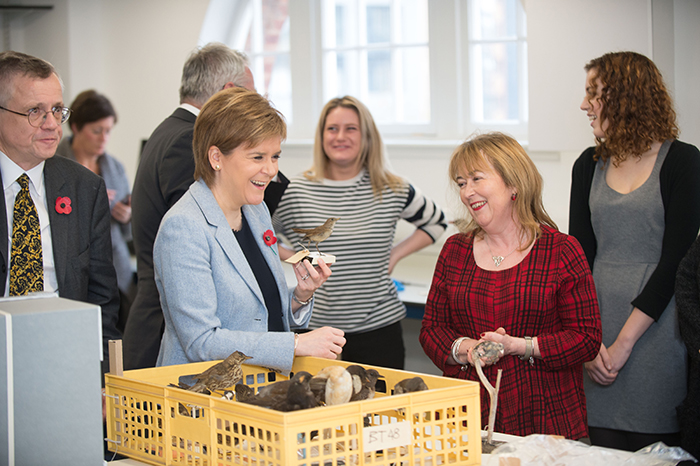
left=0, top=51, right=121, bottom=376
left=123, top=42, right=289, bottom=369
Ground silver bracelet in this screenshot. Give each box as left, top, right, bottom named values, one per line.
left=519, top=336, right=534, bottom=365
left=451, top=337, right=470, bottom=370
left=292, top=291, right=313, bottom=306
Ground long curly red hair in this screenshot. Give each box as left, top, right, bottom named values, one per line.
left=585, top=51, right=678, bottom=166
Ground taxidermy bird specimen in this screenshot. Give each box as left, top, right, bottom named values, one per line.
left=292, top=217, right=340, bottom=254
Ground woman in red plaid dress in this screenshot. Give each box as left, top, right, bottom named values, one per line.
left=420, top=132, right=602, bottom=439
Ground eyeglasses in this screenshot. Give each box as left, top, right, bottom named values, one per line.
left=0, top=105, right=71, bottom=127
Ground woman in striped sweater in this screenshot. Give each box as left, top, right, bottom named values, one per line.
left=273, top=96, right=447, bottom=369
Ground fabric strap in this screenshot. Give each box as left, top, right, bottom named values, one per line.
left=9, top=174, right=43, bottom=296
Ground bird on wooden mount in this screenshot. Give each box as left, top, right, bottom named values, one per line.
left=292, top=217, right=340, bottom=254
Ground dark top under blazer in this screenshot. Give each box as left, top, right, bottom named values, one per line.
left=123, top=108, right=289, bottom=369
left=0, top=156, right=121, bottom=376
left=568, top=140, right=700, bottom=321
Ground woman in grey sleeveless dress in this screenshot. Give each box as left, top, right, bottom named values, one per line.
left=569, top=51, right=700, bottom=451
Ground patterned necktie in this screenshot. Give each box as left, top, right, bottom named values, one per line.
left=9, top=174, right=43, bottom=296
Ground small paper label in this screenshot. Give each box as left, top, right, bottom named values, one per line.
left=362, top=421, right=411, bottom=452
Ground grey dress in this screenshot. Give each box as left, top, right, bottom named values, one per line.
left=585, top=139, right=687, bottom=433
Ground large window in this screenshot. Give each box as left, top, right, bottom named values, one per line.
left=201, top=0, right=528, bottom=140
left=467, top=0, right=527, bottom=132
left=238, top=0, right=293, bottom=121
left=321, top=0, right=430, bottom=126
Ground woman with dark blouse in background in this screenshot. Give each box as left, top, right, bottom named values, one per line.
left=569, top=51, right=700, bottom=450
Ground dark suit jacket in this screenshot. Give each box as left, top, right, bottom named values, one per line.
left=0, top=156, right=121, bottom=376
left=123, top=107, right=289, bottom=369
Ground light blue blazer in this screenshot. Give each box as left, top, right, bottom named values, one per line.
left=154, top=180, right=311, bottom=373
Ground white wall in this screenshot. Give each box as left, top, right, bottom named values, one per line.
left=2, top=0, right=699, bottom=283
left=1, top=0, right=209, bottom=184
left=674, top=0, right=700, bottom=147
left=528, top=0, right=654, bottom=153
left=525, top=0, right=700, bottom=231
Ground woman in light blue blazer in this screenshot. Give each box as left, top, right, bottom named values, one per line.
left=154, top=87, right=345, bottom=373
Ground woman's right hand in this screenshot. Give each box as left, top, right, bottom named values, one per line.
left=451, top=337, right=478, bottom=366
left=584, top=343, right=618, bottom=385
left=295, top=326, right=346, bottom=359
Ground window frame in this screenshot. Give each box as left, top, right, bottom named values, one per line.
left=265, top=0, right=529, bottom=142
left=462, top=0, right=528, bottom=140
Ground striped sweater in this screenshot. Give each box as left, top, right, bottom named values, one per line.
left=272, top=169, right=447, bottom=333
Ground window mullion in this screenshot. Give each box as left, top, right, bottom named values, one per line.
left=428, top=0, right=462, bottom=138
left=288, top=0, right=318, bottom=137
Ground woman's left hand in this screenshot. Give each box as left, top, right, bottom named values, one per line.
left=605, top=339, right=632, bottom=374
left=585, top=344, right=617, bottom=385
left=480, top=327, right=516, bottom=355
left=293, top=258, right=332, bottom=301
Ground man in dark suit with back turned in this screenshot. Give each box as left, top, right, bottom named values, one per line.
left=0, top=51, right=121, bottom=377
left=123, top=43, right=289, bottom=369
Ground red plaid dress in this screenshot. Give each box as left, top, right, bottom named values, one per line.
left=420, top=226, right=601, bottom=439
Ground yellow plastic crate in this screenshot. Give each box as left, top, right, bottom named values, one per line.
left=105, top=356, right=481, bottom=466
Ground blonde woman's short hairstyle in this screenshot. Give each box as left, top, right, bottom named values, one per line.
left=305, top=95, right=402, bottom=197
left=449, top=132, right=557, bottom=247
left=193, top=87, right=286, bottom=186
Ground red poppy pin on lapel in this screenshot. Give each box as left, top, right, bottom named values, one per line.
left=55, top=197, right=72, bottom=214
left=263, top=229, right=278, bottom=255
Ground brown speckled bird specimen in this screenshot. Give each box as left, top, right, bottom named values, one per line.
left=346, top=365, right=383, bottom=401
left=310, top=365, right=353, bottom=406
left=292, top=217, right=340, bottom=254
left=234, top=383, right=256, bottom=403
left=187, top=351, right=252, bottom=394
left=393, top=376, right=429, bottom=395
